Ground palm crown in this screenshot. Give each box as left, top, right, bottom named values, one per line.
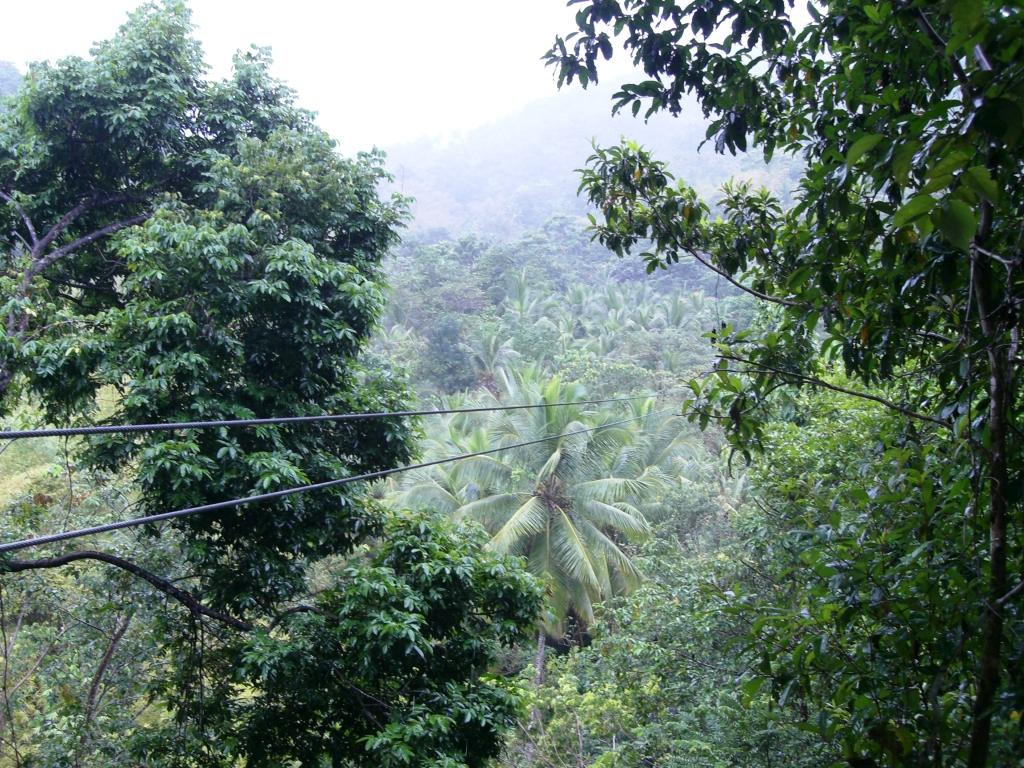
left=393, top=367, right=696, bottom=636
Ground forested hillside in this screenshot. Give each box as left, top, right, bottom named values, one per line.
left=1, top=1, right=1022, bottom=767
left=0, top=63, right=20, bottom=99
left=384, top=85, right=802, bottom=238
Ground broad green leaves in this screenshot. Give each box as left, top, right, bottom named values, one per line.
left=846, top=133, right=883, bottom=166
left=0, top=4, right=542, bottom=765
left=550, top=0, right=1024, bottom=764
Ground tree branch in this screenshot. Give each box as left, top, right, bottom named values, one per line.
left=75, top=613, right=131, bottom=768
left=719, top=354, right=951, bottom=428
left=266, top=604, right=323, bottom=633
left=26, top=212, right=150, bottom=282
left=4, top=552, right=251, bottom=631
left=32, top=193, right=144, bottom=257
left=914, top=9, right=972, bottom=98
left=0, top=191, right=38, bottom=247
left=685, top=247, right=804, bottom=308
left=996, top=577, right=1024, bottom=607
left=638, top=192, right=805, bottom=309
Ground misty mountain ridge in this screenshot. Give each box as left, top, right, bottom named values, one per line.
left=383, top=81, right=801, bottom=239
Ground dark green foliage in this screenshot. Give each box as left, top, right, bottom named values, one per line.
left=1, top=1, right=413, bottom=614
left=720, top=392, right=1024, bottom=765
left=0, top=4, right=543, bottom=764
left=549, top=1, right=1024, bottom=764
left=141, top=510, right=542, bottom=767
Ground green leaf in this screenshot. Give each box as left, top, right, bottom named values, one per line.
left=962, top=166, right=999, bottom=202
left=892, top=194, right=935, bottom=228
left=935, top=200, right=977, bottom=250
left=949, top=0, right=982, bottom=34
left=891, top=141, right=920, bottom=185
left=927, top=149, right=970, bottom=180
left=846, top=134, right=882, bottom=166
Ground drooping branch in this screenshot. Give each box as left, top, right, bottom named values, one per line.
left=685, top=246, right=804, bottom=308
left=718, top=353, right=952, bottom=429
left=4, top=551, right=251, bottom=632
left=638, top=192, right=805, bottom=309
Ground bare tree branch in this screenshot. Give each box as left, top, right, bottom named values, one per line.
left=25, top=213, right=150, bottom=284
left=996, top=577, right=1024, bottom=607
left=685, top=247, right=804, bottom=308
left=4, top=552, right=251, bottom=632
left=75, top=613, right=132, bottom=768
left=32, top=193, right=144, bottom=257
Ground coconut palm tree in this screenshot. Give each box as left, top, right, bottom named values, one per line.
left=451, top=373, right=666, bottom=635
left=463, top=328, right=520, bottom=392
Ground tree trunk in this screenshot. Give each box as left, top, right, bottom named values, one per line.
left=966, top=246, right=1012, bottom=768
left=0, top=363, right=11, bottom=403
left=966, top=355, right=1010, bottom=768
left=533, top=628, right=547, bottom=687
left=522, top=629, right=547, bottom=765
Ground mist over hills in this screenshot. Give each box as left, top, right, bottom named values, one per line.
left=383, top=82, right=801, bottom=239
left=0, top=61, right=21, bottom=98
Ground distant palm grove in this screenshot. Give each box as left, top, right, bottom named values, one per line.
left=0, top=1, right=1021, bottom=767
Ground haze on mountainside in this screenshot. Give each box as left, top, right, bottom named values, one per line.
left=0, top=0, right=799, bottom=241
left=0, top=56, right=795, bottom=241
left=0, top=0, right=583, bottom=151
left=384, top=82, right=801, bottom=238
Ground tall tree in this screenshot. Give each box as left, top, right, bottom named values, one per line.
left=549, top=1, right=1022, bottom=765
left=0, top=3, right=541, bottom=764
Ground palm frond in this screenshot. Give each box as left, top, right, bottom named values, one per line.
left=551, top=506, right=601, bottom=592
left=574, top=477, right=655, bottom=504
left=579, top=499, right=651, bottom=537
left=391, top=480, right=461, bottom=514
left=488, top=495, right=549, bottom=553
left=458, top=492, right=529, bottom=529
left=578, top=519, right=643, bottom=587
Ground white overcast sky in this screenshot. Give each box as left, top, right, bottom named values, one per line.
left=1, top=0, right=584, bottom=152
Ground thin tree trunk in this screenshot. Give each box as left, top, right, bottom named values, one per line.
left=74, top=613, right=131, bottom=767
left=522, top=629, right=547, bottom=765
left=966, top=359, right=1009, bottom=768
left=533, top=628, right=547, bottom=687
left=966, top=242, right=1012, bottom=768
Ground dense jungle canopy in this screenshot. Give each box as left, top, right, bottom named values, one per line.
left=0, top=1, right=1021, bottom=767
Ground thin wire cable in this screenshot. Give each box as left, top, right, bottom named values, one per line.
left=0, top=407, right=672, bottom=555
left=0, top=395, right=658, bottom=441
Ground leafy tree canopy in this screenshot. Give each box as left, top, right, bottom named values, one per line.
left=0, top=3, right=541, bottom=764
left=549, top=1, right=1023, bottom=765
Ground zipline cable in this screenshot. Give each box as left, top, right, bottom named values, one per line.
left=0, top=395, right=659, bottom=441
left=0, top=407, right=673, bottom=555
